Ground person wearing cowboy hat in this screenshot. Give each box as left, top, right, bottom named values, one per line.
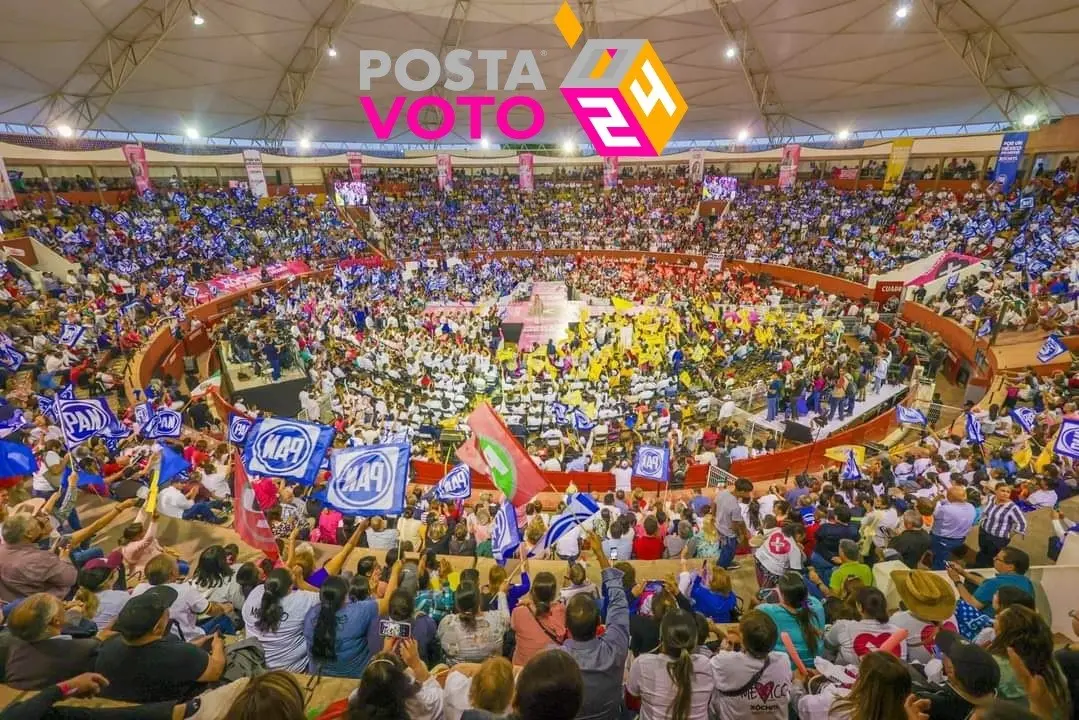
left=889, top=569, right=959, bottom=665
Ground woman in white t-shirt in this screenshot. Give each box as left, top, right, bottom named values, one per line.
left=753, top=523, right=805, bottom=590
left=793, top=651, right=914, bottom=720
left=627, top=610, right=714, bottom=720
left=242, top=568, right=320, bottom=672
left=710, top=610, right=793, bottom=720
left=188, top=545, right=245, bottom=608
left=824, top=587, right=907, bottom=666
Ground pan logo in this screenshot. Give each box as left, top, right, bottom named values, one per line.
left=555, top=2, right=687, bottom=156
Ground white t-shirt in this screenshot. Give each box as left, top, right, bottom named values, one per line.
left=200, top=470, right=231, bottom=499
left=31, top=451, right=63, bottom=493
left=873, top=508, right=900, bottom=548
left=242, top=585, right=320, bottom=672
left=612, top=466, right=633, bottom=492
left=824, top=618, right=907, bottom=666
left=710, top=650, right=793, bottom=720
left=156, top=486, right=194, bottom=519
left=754, top=528, right=803, bottom=576
left=131, top=582, right=208, bottom=639
left=888, top=611, right=958, bottom=665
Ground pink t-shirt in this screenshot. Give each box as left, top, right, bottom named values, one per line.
left=510, top=603, right=567, bottom=666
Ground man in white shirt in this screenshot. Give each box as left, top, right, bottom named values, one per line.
left=130, top=555, right=232, bottom=639
left=156, top=484, right=224, bottom=524
left=612, top=460, right=632, bottom=492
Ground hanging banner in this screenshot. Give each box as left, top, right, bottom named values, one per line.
left=882, top=138, right=914, bottom=191
left=436, top=153, right=452, bottom=191
left=603, top=156, right=619, bottom=189
left=688, top=150, right=705, bottom=182
left=242, top=150, right=269, bottom=198
left=121, top=144, right=151, bottom=195
left=993, top=132, right=1028, bottom=192
left=519, top=153, right=534, bottom=192
left=346, top=151, right=364, bottom=181
left=0, top=157, right=15, bottom=211
left=778, top=144, right=800, bottom=189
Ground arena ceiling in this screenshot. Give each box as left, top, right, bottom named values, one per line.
left=0, top=0, right=1077, bottom=149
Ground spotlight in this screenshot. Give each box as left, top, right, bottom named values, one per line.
left=480, top=137, right=489, bottom=149
left=56, top=124, right=73, bottom=138
left=327, top=45, right=338, bottom=58
left=191, top=11, right=204, bottom=25
left=895, top=5, right=909, bottom=18
left=1021, top=113, right=1038, bottom=128
left=563, top=139, right=576, bottom=154
left=185, top=126, right=199, bottom=140
left=737, top=128, right=749, bottom=142
left=725, top=45, right=737, bottom=59
left=299, top=136, right=311, bottom=150
left=837, top=129, right=850, bottom=140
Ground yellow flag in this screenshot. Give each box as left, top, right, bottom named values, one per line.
left=1013, top=442, right=1032, bottom=468
left=611, top=296, right=634, bottom=313
left=144, top=456, right=162, bottom=514
left=1034, top=441, right=1055, bottom=473
left=824, top=445, right=865, bottom=465
left=679, top=370, right=693, bottom=388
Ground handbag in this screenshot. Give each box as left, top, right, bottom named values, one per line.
left=528, top=607, right=564, bottom=645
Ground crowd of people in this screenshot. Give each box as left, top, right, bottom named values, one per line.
left=0, top=156, right=1076, bottom=719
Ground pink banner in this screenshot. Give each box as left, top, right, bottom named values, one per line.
left=603, top=156, right=619, bottom=189
left=436, top=154, right=452, bottom=191
left=347, top=152, right=364, bottom=181
left=121, top=144, right=151, bottom=194
left=836, top=167, right=859, bottom=180
left=778, top=143, right=800, bottom=189
left=192, top=260, right=311, bottom=303
left=519, top=153, right=534, bottom=192
left=906, top=252, right=983, bottom=287
left=337, top=256, right=383, bottom=270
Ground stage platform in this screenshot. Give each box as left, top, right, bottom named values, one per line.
left=218, top=342, right=308, bottom=417
left=749, top=382, right=909, bottom=440
left=498, top=281, right=585, bottom=349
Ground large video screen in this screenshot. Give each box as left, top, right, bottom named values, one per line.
left=702, top=175, right=738, bottom=201
left=333, top=180, right=369, bottom=207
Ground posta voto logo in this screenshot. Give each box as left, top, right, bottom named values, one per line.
left=356, top=1, right=687, bottom=157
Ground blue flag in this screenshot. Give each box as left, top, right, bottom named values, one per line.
left=243, top=416, right=336, bottom=485
left=0, top=440, right=37, bottom=477
left=61, top=465, right=106, bottom=492
left=528, top=493, right=600, bottom=558
left=59, top=324, right=85, bottom=348
left=327, top=443, right=410, bottom=516
left=0, top=409, right=29, bottom=439
left=946, top=272, right=959, bottom=290
left=1010, top=406, right=1037, bottom=434
left=58, top=385, right=75, bottom=401
left=432, top=463, right=472, bottom=501
left=1054, top=418, right=1079, bottom=462
left=141, top=409, right=182, bottom=439
left=133, top=402, right=154, bottom=428
left=841, top=449, right=862, bottom=480
left=0, top=345, right=25, bottom=372
left=570, top=408, right=595, bottom=432
left=966, top=412, right=985, bottom=445
left=492, top=501, right=521, bottom=565
left=228, top=414, right=253, bottom=446
left=977, top=317, right=992, bottom=338
left=154, top=444, right=191, bottom=486
left=1037, top=335, right=1068, bottom=363
left=56, top=397, right=119, bottom=448
left=633, top=445, right=670, bottom=483
left=550, top=401, right=569, bottom=426
left=895, top=405, right=928, bottom=426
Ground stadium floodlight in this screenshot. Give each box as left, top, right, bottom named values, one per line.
left=895, top=5, right=910, bottom=18
left=737, top=129, right=749, bottom=142
left=55, top=124, right=74, bottom=138
left=327, top=44, right=338, bottom=58
left=837, top=129, right=851, bottom=140
left=725, top=45, right=737, bottom=59
left=480, top=137, right=489, bottom=149
left=563, top=139, right=576, bottom=154
left=299, top=136, right=311, bottom=150
left=191, top=10, right=204, bottom=25
left=1021, top=113, right=1038, bottom=128
left=185, top=126, right=200, bottom=140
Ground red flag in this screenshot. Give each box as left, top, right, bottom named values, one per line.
left=456, top=402, right=547, bottom=507
left=231, top=451, right=280, bottom=560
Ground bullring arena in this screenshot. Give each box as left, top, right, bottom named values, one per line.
left=1, top=1, right=1079, bottom=718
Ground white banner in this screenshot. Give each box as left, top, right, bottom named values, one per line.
left=0, top=157, right=16, bottom=210
left=689, top=150, right=704, bottom=182
left=242, top=150, right=269, bottom=198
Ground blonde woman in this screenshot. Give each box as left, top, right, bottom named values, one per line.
left=692, top=515, right=721, bottom=560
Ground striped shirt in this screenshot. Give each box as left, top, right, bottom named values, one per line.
left=980, top=500, right=1028, bottom=539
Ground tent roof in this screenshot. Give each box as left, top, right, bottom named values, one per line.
left=1, top=0, right=1077, bottom=145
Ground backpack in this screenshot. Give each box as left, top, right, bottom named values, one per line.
left=221, top=637, right=268, bottom=683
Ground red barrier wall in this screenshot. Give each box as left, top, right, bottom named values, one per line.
left=0, top=236, right=37, bottom=266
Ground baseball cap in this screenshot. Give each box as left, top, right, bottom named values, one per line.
left=81, top=550, right=123, bottom=573
left=113, top=586, right=178, bottom=640
left=936, top=630, right=1000, bottom=697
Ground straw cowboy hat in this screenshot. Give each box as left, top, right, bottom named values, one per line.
left=890, top=569, right=957, bottom=623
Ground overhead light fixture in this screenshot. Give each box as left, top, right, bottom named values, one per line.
left=191, top=10, right=204, bottom=25
left=725, top=45, right=737, bottom=59
left=327, top=44, right=338, bottom=58
left=895, top=4, right=910, bottom=18
left=563, top=139, right=576, bottom=154
left=737, top=129, right=749, bottom=142
left=480, top=137, right=489, bottom=149
left=299, top=136, right=311, bottom=149
left=55, top=124, right=74, bottom=138
left=185, top=126, right=199, bottom=139
left=837, top=128, right=850, bottom=140
left=1021, top=113, right=1038, bottom=128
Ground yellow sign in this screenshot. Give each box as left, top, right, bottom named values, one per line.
left=882, top=138, right=914, bottom=191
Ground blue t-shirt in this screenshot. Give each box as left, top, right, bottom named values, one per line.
left=302, top=598, right=378, bottom=678
left=972, top=573, right=1035, bottom=614
left=758, top=597, right=826, bottom=669
left=688, top=576, right=737, bottom=623
left=307, top=568, right=329, bottom=588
